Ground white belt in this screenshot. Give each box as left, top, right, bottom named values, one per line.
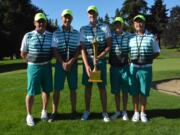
left=28, top=61, right=49, bottom=65
left=131, top=63, right=152, bottom=68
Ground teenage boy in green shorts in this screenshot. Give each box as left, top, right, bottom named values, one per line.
left=129, top=15, right=160, bottom=123
left=48, top=9, right=80, bottom=122
left=109, top=17, right=130, bottom=121
left=20, top=13, right=53, bottom=126
left=80, top=5, right=112, bottom=122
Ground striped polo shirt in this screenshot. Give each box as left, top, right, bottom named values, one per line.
left=129, top=30, right=160, bottom=65
left=80, top=22, right=111, bottom=59
left=109, top=31, right=130, bottom=66
left=20, top=30, right=53, bottom=64
left=52, top=26, right=80, bottom=61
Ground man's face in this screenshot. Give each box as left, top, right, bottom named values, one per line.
left=34, top=19, right=47, bottom=31
left=88, top=10, right=98, bottom=23
left=62, top=14, right=72, bottom=27
left=114, top=22, right=123, bottom=32
left=133, top=19, right=145, bottom=32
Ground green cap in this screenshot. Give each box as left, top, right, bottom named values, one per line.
left=34, top=13, right=47, bottom=21
left=87, top=5, right=98, bottom=13
left=133, top=15, right=146, bottom=22
left=113, top=17, right=124, bottom=24
left=61, top=9, right=73, bottom=17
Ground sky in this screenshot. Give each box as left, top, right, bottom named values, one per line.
left=31, top=0, right=180, bottom=30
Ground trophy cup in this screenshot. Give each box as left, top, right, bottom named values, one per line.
left=88, top=38, right=102, bottom=82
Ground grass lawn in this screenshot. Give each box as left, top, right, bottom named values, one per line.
left=0, top=49, right=180, bottom=135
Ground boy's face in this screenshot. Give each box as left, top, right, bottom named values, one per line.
left=34, top=19, right=47, bottom=32
left=114, top=22, right=123, bottom=32
left=133, top=19, right=145, bottom=32
left=62, top=14, right=72, bottom=27
left=88, top=10, right=98, bottom=23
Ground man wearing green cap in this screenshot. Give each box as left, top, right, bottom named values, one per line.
left=48, top=9, right=80, bottom=122
left=80, top=5, right=112, bottom=122
left=20, top=13, right=53, bottom=126
left=129, top=14, right=160, bottom=122
left=109, top=17, right=130, bottom=121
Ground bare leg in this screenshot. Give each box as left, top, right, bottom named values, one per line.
left=85, top=86, right=92, bottom=112
left=26, top=95, right=34, bottom=115
left=70, top=90, right=77, bottom=113
left=115, top=93, right=120, bottom=112
left=42, top=92, right=50, bottom=110
left=122, top=92, right=128, bottom=111
left=52, top=91, right=60, bottom=113
left=99, top=87, right=107, bottom=113
left=132, top=95, right=139, bottom=112
left=140, top=95, right=147, bottom=113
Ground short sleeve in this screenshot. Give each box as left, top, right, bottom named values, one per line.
left=152, top=37, right=160, bottom=53
left=51, top=32, right=58, bottom=48
left=20, top=34, right=28, bottom=52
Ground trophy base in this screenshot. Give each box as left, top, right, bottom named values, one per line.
left=88, top=71, right=102, bottom=83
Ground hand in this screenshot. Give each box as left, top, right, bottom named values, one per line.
left=62, top=62, right=70, bottom=71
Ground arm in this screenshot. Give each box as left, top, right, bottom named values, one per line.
left=52, top=47, right=64, bottom=64
left=81, top=43, right=91, bottom=77
left=97, top=37, right=112, bottom=60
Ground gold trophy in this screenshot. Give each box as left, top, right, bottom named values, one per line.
left=88, top=38, right=102, bottom=82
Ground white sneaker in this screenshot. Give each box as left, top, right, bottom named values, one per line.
left=140, top=112, right=148, bottom=123
left=41, top=110, right=48, bottom=121
left=102, top=112, right=110, bottom=122
left=81, top=111, right=90, bottom=121
left=26, top=114, right=35, bottom=126
left=132, top=112, right=140, bottom=122
left=122, top=111, right=129, bottom=121
left=110, top=112, right=121, bottom=120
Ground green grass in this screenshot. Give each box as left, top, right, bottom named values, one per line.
left=0, top=49, right=180, bottom=135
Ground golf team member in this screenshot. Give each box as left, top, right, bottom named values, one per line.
left=49, top=9, right=80, bottom=122
left=20, top=13, right=53, bottom=126
left=80, top=5, right=112, bottom=122
left=109, top=17, right=130, bottom=121
left=129, top=15, right=160, bottom=122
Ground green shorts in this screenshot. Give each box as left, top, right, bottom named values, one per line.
left=110, top=65, right=130, bottom=94
left=129, top=64, right=152, bottom=97
left=54, top=63, right=78, bottom=91
left=27, top=63, right=53, bottom=96
left=82, top=58, right=107, bottom=89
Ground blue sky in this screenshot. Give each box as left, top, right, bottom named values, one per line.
left=31, top=0, right=179, bottom=30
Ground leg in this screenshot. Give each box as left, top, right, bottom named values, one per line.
left=140, top=95, right=147, bottom=113
left=85, top=86, right=92, bottom=112
left=122, top=92, right=128, bottom=111
left=115, top=93, right=120, bottom=112
left=132, top=95, right=139, bottom=112
left=26, top=95, right=34, bottom=115
left=98, top=87, right=107, bottom=113
left=70, top=90, right=77, bottom=113
left=52, top=91, right=60, bottom=113
left=42, top=91, right=50, bottom=110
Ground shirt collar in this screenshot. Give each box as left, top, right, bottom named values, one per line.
left=59, top=26, right=73, bottom=32
left=136, top=30, right=148, bottom=36
left=88, top=21, right=100, bottom=27
left=33, top=30, right=46, bottom=35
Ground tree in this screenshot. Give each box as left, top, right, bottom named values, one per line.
left=104, top=13, right=110, bottom=25
left=147, top=0, right=168, bottom=47
left=120, top=0, right=148, bottom=32
left=0, top=0, right=57, bottom=60
left=162, top=6, right=180, bottom=48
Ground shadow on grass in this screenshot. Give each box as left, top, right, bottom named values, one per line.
left=0, top=63, right=27, bottom=73
left=33, top=109, right=180, bottom=124
left=147, top=109, right=180, bottom=119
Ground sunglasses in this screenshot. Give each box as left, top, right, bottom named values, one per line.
left=37, top=19, right=46, bottom=23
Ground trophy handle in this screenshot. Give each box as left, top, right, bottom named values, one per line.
left=93, top=38, right=98, bottom=71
